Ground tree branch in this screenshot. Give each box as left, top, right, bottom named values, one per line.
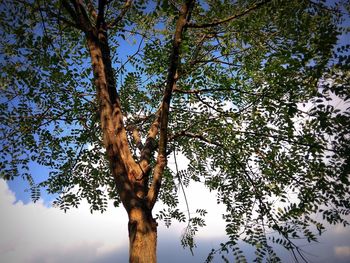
left=96, top=0, right=107, bottom=28
left=139, top=108, right=161, bottom=172
left=229, top=129, right=336, bottom=152
left=191, top=58, right=238, bottom=66
left=107, top=0, right=133, bottom=28
left=147, top=0, right=195, bottom=209
left=87, top=0, right=98, bottom=21
left=173, top=87, right=240, bottom=94
left=194, top=93, right=225, bottom=114
left=61, top=0, right=77, bottom=21
left=69, top=0, right=92, bottom=31
left=27, top=0, right=82, bottom=30
left=127, top=125, right=143, bottom=151
left=170, top=131, right=223, bottom=147
left=186, top=0, right=271, bottom=28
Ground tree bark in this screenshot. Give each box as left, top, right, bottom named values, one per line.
left=128, top=205, right=158, bottom=263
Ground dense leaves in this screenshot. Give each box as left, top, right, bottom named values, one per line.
left=1, top=0, right=349, bottom=262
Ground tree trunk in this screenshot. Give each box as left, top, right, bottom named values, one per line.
left=86, top=29, right=157, bottom=263
left=128, top=206, right=157, bottom=263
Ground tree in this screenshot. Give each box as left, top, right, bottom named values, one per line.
left=0, top=0, right=349, bottom=262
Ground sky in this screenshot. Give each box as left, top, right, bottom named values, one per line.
left=1, top=154, right=350, bottom=263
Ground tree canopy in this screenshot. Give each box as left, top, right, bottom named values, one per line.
left=1, top=0, right=349, bottom=262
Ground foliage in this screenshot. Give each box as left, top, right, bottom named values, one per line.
left=0, top=0, right=349, bottom=261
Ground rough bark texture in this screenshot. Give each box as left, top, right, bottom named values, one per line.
left=128, top=206, right=158, bottom=263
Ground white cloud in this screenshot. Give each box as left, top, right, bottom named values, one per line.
left=0, top=179, right=129, bottom=263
